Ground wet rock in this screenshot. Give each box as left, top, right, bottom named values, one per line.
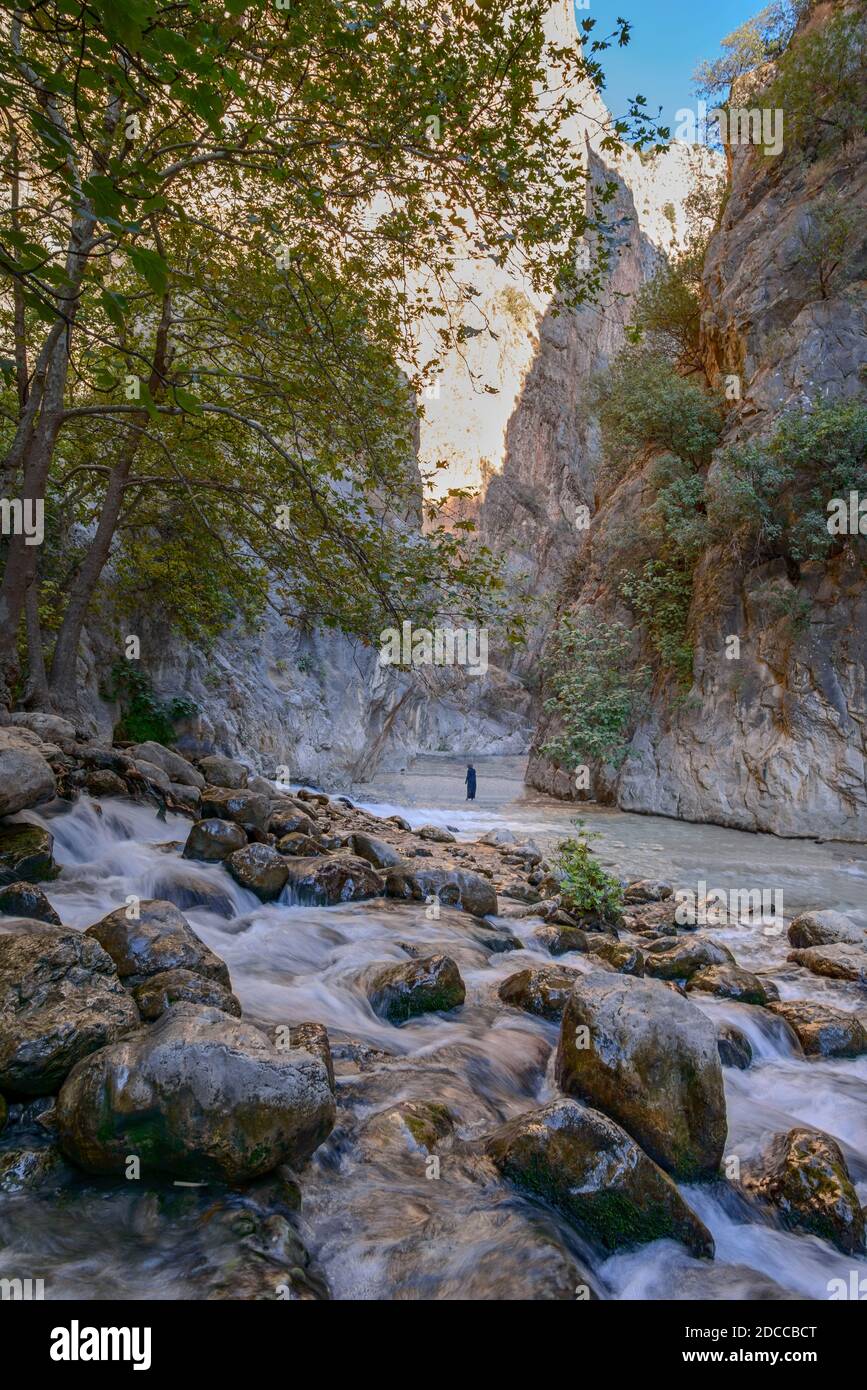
left=148, top=875, right=236, bottom=918
left=169, top=783, right=201, bottom=810
left=787, top=909, right=866, bottom=950
left=0, top=930, right=140, bottom=1095
left=385, top=864, right=496, bottom=917
left=418, top=825, right=456, bottom=843
left=787, top=943, right=867, bottom=987
left=283, top=854, right=384, bottom=904
left=0, top=1092, right=5, bottom=1132
left=464, top=921, right=523, bottom=954
left=743, top=1127, right=865, bottom=1255
left=351, top=832, right=404, bottom=869
left=498, top=965, right=579, bottom=1020
left=367, top=954, right=465, bottom=1023
left=585, top=937, right=644, bottom=976
left=287, top=1023, right=335, bottom=1092
left=0, top=915, right=67, bottom=937
left=387, top=815, right=412, bottom=832
left=360, top=1100, right=453, bottom=1156
left=182, top=817, right=248, bottom=862
left=201, top=787, right=269, bottom=831
left=0, top=881, right=61, bottom=924
left=198, top=754, right=248, bottom=789
left=133, top=758, right=172, bottom=791
left=55, top=1003, right=336, bottom=1182
left=269, top=811, right=318, bottom=839
left=767, top=1000, right=867, bottom=1058
left=534, top=923, right=591, bottom=956
left=85, top=768, right=129, bottom=797
left=0, top=1137, right=72, bottom=1192
left=485, top=1100, right=713, bottom=1257
left=225, top=843, right=290, bottom=901
left=131, top=741, right=205, bottom=789
left=687, top=964, right=771, bottom=1005
left=132, top=968, right=242, bottom=1021
left=501, top=881, right=542, bottom=904
left=0, top=823, right=56, bottom=885
left=555, top=969, right=726, bottom=1180
left=717, top=1023, right=753, bottom=1070
left=624, top=881, right=673, bottom=904
left=85, top=899, right=232, bottom=987
left=276, top=833, right=327, bottom=857
left=247, top=775, right=276, bottom=798
left=296, top=789, right=329, bottom=806
left=644, top=937, right=734, bottom=981
left=0, top=746, right=56, bottom=817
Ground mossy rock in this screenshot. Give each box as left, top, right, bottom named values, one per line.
left=0, top=824, right=57, bottom=886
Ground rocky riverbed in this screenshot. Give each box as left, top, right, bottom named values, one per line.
left=1, top=716, right=866, bottom=1300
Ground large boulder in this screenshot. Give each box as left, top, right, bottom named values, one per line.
left=55, top=1003, right=335, bottom=1182
left=351, top=832, right=404, bottom=869
left=0, top=931, right=139, bottom=1095
left=0, top=882, right=61, bottom=924
left=130, top=741, right=205, bottom=789
left=498, top=965, right=580, bottom=1020
left=367, top=954, right=465, bottom=1023
left=282, top=855, right=384, bottom=905
left=225, top=844, right=290, bottom=900
left=743, top=1128, right=865, bottom=1255
left=7, top=712, right=76, bottom=747
left=131, top=969, right=241, bottom=1021
left=85, top=900, right=231, bottom=987
left=787, top=943, right=867, bottom=986
left=132, top=758, right=171, bottom=791
left=787, top=909, right=866, bottom=950
left=0, top=823, right=56, bottom=885
left=555, top=970, right=727, bottom=1180
left=385, top=864, right=497, bottom=918
left=644, top=937, right=734, bottom=981
left=687, top=964, right=771, bottom=1006
left=198, top=755, right=248, bottom=789
left=766, top=1000, right=867, bottom=1058
left=485, top=1100, right=713, bottom=1257
left=0, top=746, right=56, bottom=817
left=200, top=787, right=269, bottom=831
left=182, top=818, right=248, bottom=863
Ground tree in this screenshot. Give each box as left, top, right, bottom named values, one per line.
left=693, top=2, right=808, bottom=100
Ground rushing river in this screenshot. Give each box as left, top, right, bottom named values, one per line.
left=2, top=753, right=866, bottom=1300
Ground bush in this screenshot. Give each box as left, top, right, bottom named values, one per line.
left=554, top=822, right=624, bottom=924
left=693, top=3, right=807, bottom=100
left=618, top=559, right=695, bottom=686
left=762, top=9, right=866, bottom=158
left=102, top=663, right=198, bottom=745
left=541, top=614, right=650, bottom=771
left=796, top=189, right=859, bottom=300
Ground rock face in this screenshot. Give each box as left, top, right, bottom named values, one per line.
left=85, top=900, right=231, bottom=987
left=767, top=1001, right=867, bottom=1059
left=385, top=864, right=497, bottom=918
left=0, top=931, right=139, bottom=1095
left=555, top=970, right=727, bottom=1180
left=367, top=954, right=465, bottom=1023
left=485, top=1100, right=713, bottom=1256
left=743, top=1128, right=865, bottom=1255
left=0, top=745, right=56, bottom=816
left=55, top=1003, right=336, bottom=1182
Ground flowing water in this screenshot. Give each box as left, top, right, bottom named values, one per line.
left=2, top=753, right=866, bottom=1300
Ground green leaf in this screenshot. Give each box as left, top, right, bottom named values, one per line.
left=127, top=245, right=168, bottom=295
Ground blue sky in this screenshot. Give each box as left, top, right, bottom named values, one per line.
left=576, top=0, right=765, bottom=129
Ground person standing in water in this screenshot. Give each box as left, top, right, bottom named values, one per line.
left=465, top=763, right=477, bottom=800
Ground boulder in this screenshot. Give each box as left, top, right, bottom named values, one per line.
left=644, top=937, right=734, bottom=981
left=717, top=1023, right=753, bottom=1070
left=133, top=758, right=171, bottom=791
left=687, top=964, right=771, bottom=1006
left=585, top=937, right=644, bottom=976
left=168, top=783, right=201, bottom=810
left=287, top=1023, right=335, bottom=1092
left=200, top=787, right=269, bottom=831
left=534, top=923, right=591, bottom=956
left=131, top=969, right=242, bottom=1021
left=182, top=818, right=248, bottom=862
left=269, top=811, right=318, bottom=839
left=85, top=768, right=129, bottom=797
left=0, top=931, right=139, bottom=1095
left=787, top=909, right=865, bottom=950
left=417, top=825, right=456, bottom=843
left=85, top=899, right=231, bottom=987
left=367, top=954, right=465, bottom=1023
left=0, top=746, right=56, bottom=817
left=787, top=943, right=867, bottom=987
left=743, top=1127, right=865, bottom=1255
left=555, top=969, right=727, bottom=1180
left=282, top=855, right=384, bottom=905
left=485, top=1100, right=713, bottom=1257
left=0, top=916, right=67, bottom=938
left=351, top=832, right=404, bottom=869
left=0, top=823, right=56, bottom=885
left=624, top=881, right=673, bottom=904
left=766, top=1000, right=867, bottom=1058
left=498, top=965, right=579, bottom=1020
left=55, top=1003, right=335, bottom=1182
left=130, top=741, right=205, bottom=789
left=198, top=755, right=248, bottom=789
left=7, top=712, right=76, bottom=746
left=276, top=833, right=328, bottom=857
left=225, top=844, right=290, bottom=901
left=0, top=882, right=61, bottom=924
left=385, top=864, right=497, bottom=918
left=501, top=881, right=542, bottom=904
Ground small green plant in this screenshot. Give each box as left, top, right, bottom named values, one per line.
left=554, top=821, right=624, bottom=924
left=542, top=614, right=650, bottom=771
left=796, top=190, right=859, bottom=301
left=102, top=663, right=197, bottom=745
left=619, top=559, right=695, bottom=686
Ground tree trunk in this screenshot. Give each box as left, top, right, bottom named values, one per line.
left=22, top=574, right=50, bottom=709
